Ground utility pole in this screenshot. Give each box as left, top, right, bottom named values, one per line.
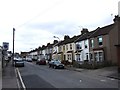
left=12, top=28, right=15, bottom=65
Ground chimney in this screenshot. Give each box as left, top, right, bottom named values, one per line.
left=113, top=15, right=120, bottom=23
left=47, top=43, right=50, bottom=46
left=64, top=35, right=70, bottom=40
left=81, top=28, right=89, bottom=35
left=53, top=40, right=58, bottom=44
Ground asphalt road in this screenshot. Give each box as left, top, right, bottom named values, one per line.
left=18, top=61, right=119, bottom=89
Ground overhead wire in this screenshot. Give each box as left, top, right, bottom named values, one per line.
left=16, top=0, right=64, bottom=29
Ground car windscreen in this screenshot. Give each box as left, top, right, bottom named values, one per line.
left=54, top=61, right=61, bottom=64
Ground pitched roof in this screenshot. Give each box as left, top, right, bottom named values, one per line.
left=65, top=35, right=80, bottom=44
left=89, top=24, right=114, bottom=38
left=74, top=31, right=95, bottom=42
left=47, top=43, right=53, bottom=48
left=56, top=35, right=80, bottom=46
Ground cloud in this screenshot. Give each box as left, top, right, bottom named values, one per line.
left=0, top=0, right=119, bottom=52
left=26, top=21, right=80, bottom=36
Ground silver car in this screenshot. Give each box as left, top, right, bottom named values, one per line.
left=14, top=58, right=24, bottom=67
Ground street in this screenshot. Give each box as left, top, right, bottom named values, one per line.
left=18, top=61, right=119, bottom=89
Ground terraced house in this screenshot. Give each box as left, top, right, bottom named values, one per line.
left=24, top=16, right=119, bottom=69
left=89, top=16, right=120, bottom=67
left=45, top=43, right=53, bottom=61
left=74, top=29, right=95, bottom=64
left=62, top=35, right=79, bottom=63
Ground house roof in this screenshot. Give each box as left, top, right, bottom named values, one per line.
left=64, top=35, right=80, bottom=44
left=47, top=43, right=53, bottom=48
left=74, top=31, right=95, bottom=42
left=57, top=35, right=80, bottom=46
left=89, top=24, right=114, bottom=38
left=41, top=45, right=47, bottom=50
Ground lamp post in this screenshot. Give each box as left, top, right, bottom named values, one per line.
left=12, top=28, right=15, bottom=65
left=53, top=36, right=60, bottom=41
left=53, top=36, right=61, bottom=60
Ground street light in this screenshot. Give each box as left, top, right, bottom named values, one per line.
left=53, top=36, right=60, bottom=41
left=12, top=28, right=15, bottom=65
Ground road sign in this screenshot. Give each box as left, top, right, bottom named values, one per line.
left=3, top=42, right=9, bottom=50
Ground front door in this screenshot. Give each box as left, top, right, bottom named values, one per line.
left=64, top=55, right=66, bottom=61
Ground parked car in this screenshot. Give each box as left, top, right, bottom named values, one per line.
left=14, top=58, right=24, bottom=67
left=36, top=59, right=46, bottom=65
left=26, top=57, right=32, bottom=62
left=49, top=60, right=64, bottom=69
left=22, top=57, right=26, bottom=61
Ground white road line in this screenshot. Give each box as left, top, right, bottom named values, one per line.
left=16, top=68, right=26, bottom=90
left=110, top=78, right=115, bottom=81
left=26, top=62, right=34, bottom=65
left=100, top=79, right=106, bottom=82
left=15, top=68, right=20, bottom=90
left=79, top=80, right=82, bottom=82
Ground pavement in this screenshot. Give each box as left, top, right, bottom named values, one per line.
left=65, top=65, right=120, bottom=80
left=2, top=61, right=19, bottom=89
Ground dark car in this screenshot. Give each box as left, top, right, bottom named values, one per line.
left=14, top=58, right=24, bottom=67
left=36, top=59, right=46, bottom=65
left=49, top=60, right=64, bottom=69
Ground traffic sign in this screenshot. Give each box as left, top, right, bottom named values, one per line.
left=3, top=42, right=9, bottom=50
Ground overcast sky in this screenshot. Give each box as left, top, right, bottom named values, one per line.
left=0, top=0, right=119, bottom=53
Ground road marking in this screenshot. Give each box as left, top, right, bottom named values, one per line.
left=26, top=62, right=34, bottom=65
left=16, top=68, right=26, bottom=90
left=15, top=68, right=20, bottom=89
left=110, top=78, right=115, bottom=81
left=100, top=79, right=106, bottom=82
left=79, top=80, right=82, bottom=82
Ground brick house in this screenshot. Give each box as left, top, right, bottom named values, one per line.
left=89, top=16, right=120, bottom=68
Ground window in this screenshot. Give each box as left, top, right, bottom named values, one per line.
left=69, top=54, right=71, bottom=60
left=98, top=36, right=103, bottom=46
left=66, top=45, right=68, bottom=50
left=67, top=54, right=69, bottom=60
left=79, top=42, right=82, bottom=49
left=99, top=52, right=103, bottom=62
left=76, top=42, right=82, bottom=50
left=76, top=54, right=80, bottom=61
left=67, top=54, right=72, bottom=60
left=63, top=46, right=65, bottom=51
left=90, top=39, right=94, bottom=48
left=94, top=52, right=98, bottom=61
left=59, top=46, right=61, bottom=52
left=50, top=48, right=52, bottom=53
left=76, top=44, right=80, bottom=50
left=84, top=40, right=87, bottom=48
left=70, top=44, right=72, bottom=50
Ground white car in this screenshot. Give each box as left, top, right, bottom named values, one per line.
left=26, top=58, right=32, bottom=62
